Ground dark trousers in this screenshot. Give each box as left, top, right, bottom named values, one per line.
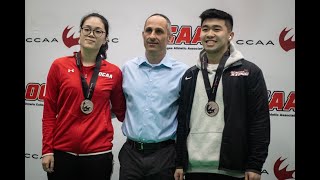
left=185, top=173, right=245, bottom=180
left=47, top=150, right=114, bottom=180
left=118, top=140, right=176, bottom=180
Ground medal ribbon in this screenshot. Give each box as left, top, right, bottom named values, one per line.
left=75, top=52, right=102, bottom=100
left=200, top=49, right=230, bottom=102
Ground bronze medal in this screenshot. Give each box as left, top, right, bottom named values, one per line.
left=205, top=101, right=219, bottom=117
left=80, top=99, right=94, bottom=114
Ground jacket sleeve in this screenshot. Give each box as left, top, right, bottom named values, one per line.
left=110, top=67, right=126, bottom=122
left=245, top=65, right=271, bottom=173
left=176, top=66, right=199, bottom=171
left=42, top=61, right=60, bottom=155
left=175, top=70, right=189, bottom=170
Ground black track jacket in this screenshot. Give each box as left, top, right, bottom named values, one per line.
left=175, top=56, right=270, bottom=175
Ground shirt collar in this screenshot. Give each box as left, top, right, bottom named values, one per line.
left=138, top=54, right=173, bottom=68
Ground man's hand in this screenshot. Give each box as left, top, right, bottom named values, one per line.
left=174, top=168, right=184, bottom=180
left=245, top=171, right=261, bottom=180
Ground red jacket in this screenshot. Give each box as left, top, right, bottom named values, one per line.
left=42, top=53, right=126, bottom=155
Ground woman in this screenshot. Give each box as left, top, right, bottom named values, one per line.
left=41, top=12, right=126, bottom=180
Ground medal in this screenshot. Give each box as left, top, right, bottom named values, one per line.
left=199, top=49, right=229, bottom=118
left=75, top=52, right=102, bottom=115
left=80, top=99, right=94, bottom=114
left=205, top=101, right=219, bottom=117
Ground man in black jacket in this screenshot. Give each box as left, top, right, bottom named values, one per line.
left=174, top=8, right=270, bottom=180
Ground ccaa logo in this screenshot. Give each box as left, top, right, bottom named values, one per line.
left=279, top=27, right=295, bottom=52
left=273, top=157, right=295, bottom=180
left=25, top=83, right=45, bottom=102
left=268, top=90, right=295, bottom=112
left=268, top=90, right=295, bottom=117
left=169, top=25, right=201, bottom=45
left=25, top=83, right=45, bottom=106
left=25, top=38, right=58, bottom=43
left=62, top=26, right=80, bottom=48
left=25, top=153, right=42, bottom=159
left=167, top=25, right=203, bottom=50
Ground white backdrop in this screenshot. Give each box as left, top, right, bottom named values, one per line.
left=25, top=0, right=295, bottom=179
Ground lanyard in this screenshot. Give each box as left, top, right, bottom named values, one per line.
left=75, top=52, right=102, bottom=100
left=200, top=49, right=230, bottom=102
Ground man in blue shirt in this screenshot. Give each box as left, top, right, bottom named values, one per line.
left=119, top=13, right=188, bottom=180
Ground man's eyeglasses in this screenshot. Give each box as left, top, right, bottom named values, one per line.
left=81, top=27, right=105, bottom=37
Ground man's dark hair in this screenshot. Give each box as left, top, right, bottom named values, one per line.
left=199, top=8, right=233, bottom=32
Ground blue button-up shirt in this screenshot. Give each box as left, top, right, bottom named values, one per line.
left=121, top=54, right=188, bottom=143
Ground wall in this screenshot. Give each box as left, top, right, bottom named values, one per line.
left=25, top=0, right=295, bottom=179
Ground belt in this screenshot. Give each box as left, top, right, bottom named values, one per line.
left=127, top=139, right=175, bottom=151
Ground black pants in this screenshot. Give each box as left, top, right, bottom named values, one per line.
left=47, top=150, right=114, bottom=180
left=118, top=140, right=176, bottom=180
left=185, top=173, right=244, bottom=180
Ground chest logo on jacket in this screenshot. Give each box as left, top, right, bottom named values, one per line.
left=68, top=69, right=75, bottom=73
left=98, top=72, right=113, bottom=79
left=230, top=70, right=249, bottom=77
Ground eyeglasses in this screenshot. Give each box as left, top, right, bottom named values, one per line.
left=81, top=27, right=106, bottom=37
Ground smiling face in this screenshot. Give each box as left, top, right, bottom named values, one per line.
left=79, top=16, right=107, bottom=52
left=142, top=15, right=171, bottom=56
left=200, top=18, right=233, bottom=54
